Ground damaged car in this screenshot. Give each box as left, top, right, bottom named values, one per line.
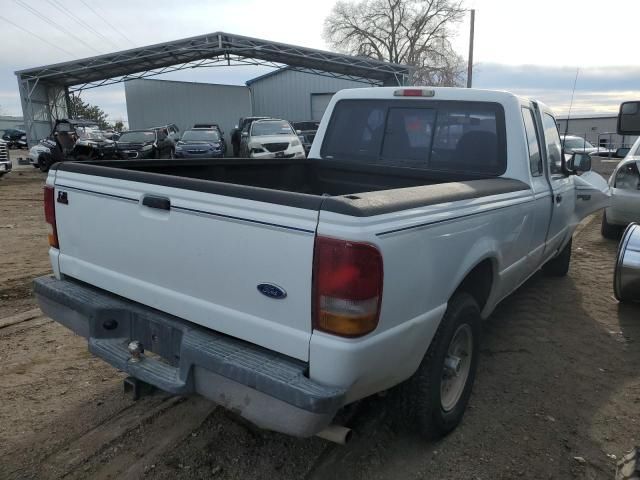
left=29, top=119, right=116, bottom=172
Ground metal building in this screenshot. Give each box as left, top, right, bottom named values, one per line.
left=0, top=115, right=24, bottom=132
left=247, top=67, right=378, bottom=121
left=125, top=79, right=251, bottom=147
left=556, top=114, right=638, bottom=149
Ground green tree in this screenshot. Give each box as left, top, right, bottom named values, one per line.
left=113, top=120, right=125, bottom=132
left=324, top=0, right=466, bottom=86
left=68, top=94, right=111, bottom=129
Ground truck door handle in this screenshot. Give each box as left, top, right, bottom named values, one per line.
left=142, top=195, right=171, bottom=210
left=555, top=194, right=562, bottom=204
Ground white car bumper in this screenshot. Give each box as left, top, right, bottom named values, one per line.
left=249, top=145, right=306, bottom=159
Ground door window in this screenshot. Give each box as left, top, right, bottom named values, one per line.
left=521, top=107, right=542, bottom=176
left=542, top=113, right=563, bottom=176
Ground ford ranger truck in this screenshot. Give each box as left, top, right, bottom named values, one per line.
left=34, top=87, right=610, bottom=440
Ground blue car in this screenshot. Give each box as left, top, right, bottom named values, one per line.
left=175, top=128, right=225, bottom=158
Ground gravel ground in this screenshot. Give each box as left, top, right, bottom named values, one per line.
left=1, top=168, right=639, bottom=480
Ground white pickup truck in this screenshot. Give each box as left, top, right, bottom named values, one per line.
left=35, top=87, right=609, bottom=441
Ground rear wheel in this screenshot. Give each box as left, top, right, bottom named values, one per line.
left=601, top=212, right=622, bottom=239
left=406, top=292, right=480, bottom=439
left=542, top=237, right=572, bottom=277
left=38, top=155, right=51, bottom=173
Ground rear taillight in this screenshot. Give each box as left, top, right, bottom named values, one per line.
left=44, top=185, right=59, bottom=248
left=313, top=236, right=383, bottom=337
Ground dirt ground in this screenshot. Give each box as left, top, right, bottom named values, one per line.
left=2, top=166, right=640, bottom=480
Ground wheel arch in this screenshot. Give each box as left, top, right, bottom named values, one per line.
left=451, top=256, right=498, bottom=315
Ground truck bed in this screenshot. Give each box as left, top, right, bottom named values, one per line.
left=53, top=158, right=529, bottom=216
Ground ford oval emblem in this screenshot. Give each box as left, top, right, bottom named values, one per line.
left=257, top=283, right=287, bottom=299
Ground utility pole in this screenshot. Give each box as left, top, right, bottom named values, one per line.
left=466, top=9, right=475, bottom=88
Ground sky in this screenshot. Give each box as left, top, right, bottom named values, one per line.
left=1, top=0, right=639, bottom=125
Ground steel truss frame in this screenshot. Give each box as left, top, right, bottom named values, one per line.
left=16, top=31, right=411, bottom=144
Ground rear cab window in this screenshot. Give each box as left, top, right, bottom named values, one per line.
left=320, top=99, right=507, bottom=176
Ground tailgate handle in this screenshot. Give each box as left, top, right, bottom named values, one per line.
left=142, top=195, right=171, bottom=210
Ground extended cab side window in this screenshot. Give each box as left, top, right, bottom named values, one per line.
left=542, top=113, right=563, bottom=176
left=521, top=107, right=542, bottom=176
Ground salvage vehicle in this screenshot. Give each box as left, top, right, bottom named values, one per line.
left=34, top=87, right=609, bottom=442
left=231, top=116, right=270, bottom=156
left=0, top=140, right=11, bottom=177
left=1, top=128, right=27, bottom=149
left=114, top=129, right=174, bottom=159
left=601, top=103, right=640, bottom=238
left=193, top=123, right=224, bottom=137
left=292, top=121, right=320, bottom=156
left=29, top=119, right=116, bottom=172
left=239, top=118, right=305, bottom=159
left=153, top=124, right=180, bottom=145
left=175, top=128, right=225, bottom=158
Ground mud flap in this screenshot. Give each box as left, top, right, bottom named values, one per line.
left=573, top=170, right=611, bottom=222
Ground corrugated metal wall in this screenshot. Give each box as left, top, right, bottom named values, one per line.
left=125, top=79, right=252, bottom=149
left=0, top=116, right=24, bottom=132
left=556, top=116, right=638, bottom=148
left=249, top=69, right=375, bottom=121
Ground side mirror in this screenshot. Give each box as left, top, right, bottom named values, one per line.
left=241, top=131, right=248, bottom=137
left=614, top=147, right=630, bottom=159
left=568, top=152, right=592, bottom=174
left=296, top=130, right=302, bottom=135
left=617, top=101, right=640, bottom=135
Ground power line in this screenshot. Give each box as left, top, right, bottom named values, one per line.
left=79, top=0, right=136, bottom=48
left=45, top=0, right=122, bottom=51
left=0, top=14, right=76, bottom=58
left=13, top=0, right=103, bottom=55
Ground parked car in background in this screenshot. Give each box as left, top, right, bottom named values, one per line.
left=193, top=123, right=224, bottom=136
left=231, top=116, right=270, bottom=156
left=175, top=128, right=225, bottom=158
left=0, top=140, right=12, bottom=177
left=601, top=136, right=640, bottom=238
left=292, top=121, right=320, bottom=157
left=192, top=123, right=226, bottom=151
left=153, top=124, right=180, bottom=145
left=115, top=129, right=174, bottom=159
left=2, top=128, right=27, bottom=149
left=561, top=134, right=612, bottom=156
left=29, top=119, right=116, bottom=172
left=239, top=118, right=305, bottom=159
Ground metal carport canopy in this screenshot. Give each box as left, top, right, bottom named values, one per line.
left=16, top=31, right=410, bottom=145
left=16, top=31, right=411, bottom=87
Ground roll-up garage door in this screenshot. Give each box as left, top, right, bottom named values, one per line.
left=311, top=93, right=335, bottom=121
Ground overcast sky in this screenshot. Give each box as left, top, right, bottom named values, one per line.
left=1, top=0, right=639, bottom=125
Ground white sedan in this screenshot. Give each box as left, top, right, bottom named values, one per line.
left=602, top=137, right=640, bottom=238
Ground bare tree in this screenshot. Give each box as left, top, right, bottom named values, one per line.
left=324, top=0, right=466, bottom=86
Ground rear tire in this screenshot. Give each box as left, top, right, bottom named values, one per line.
left=542, top=237, right=572, bottom=277
left=406, top=292, right=480, bottom=440
left=38, top=155, right=51, bottom=173
left=601, top=212, right=622, bottom=239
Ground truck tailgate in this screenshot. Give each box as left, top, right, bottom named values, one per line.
left=52, top=169, right=319, bottom=360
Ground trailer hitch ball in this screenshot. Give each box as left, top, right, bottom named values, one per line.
left=128, top=340, right=144, bottom=362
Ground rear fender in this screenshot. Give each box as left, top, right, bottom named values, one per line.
left=447, top=237, right=500, bottom=318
